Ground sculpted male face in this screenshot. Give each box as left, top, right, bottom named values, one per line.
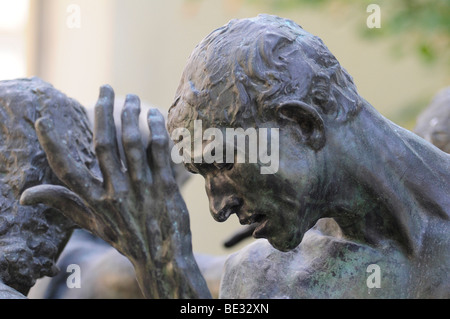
left=168, top=15, right=361, bottom=251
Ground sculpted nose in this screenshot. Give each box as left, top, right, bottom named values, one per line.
left=210, top=196, right=243, bottom=222
left=206, top=175, right=242, bottom=222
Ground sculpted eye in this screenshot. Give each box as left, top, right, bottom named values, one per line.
left=214, top=162, right=234, bottom=171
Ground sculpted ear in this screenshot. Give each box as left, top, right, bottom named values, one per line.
left=277, top=101, right=326, bottom=150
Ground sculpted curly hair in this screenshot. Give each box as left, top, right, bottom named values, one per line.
left=168, top=14, right=361, bottom=133
left=0, top=77, right=95, bottom=295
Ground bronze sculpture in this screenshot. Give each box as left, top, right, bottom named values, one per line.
left=414, top=87, right=450, bottom=153
left=167, top=14, right=450, bottom=297
left=0, top=77, right=92, bottom=298
left=6, top=14, right=449, bottom=298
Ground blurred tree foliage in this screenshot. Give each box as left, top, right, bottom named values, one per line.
left=247, top=0, right=450, bottom=66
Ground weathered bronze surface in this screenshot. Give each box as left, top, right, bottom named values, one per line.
left=4, top=15, right=448, bottom=298
left=168, top=15, right=450, bottom=298
left=0, top=77, right=90, bottom=298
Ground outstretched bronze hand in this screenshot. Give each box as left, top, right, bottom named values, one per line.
left=20, top=85, right=211, bottom=299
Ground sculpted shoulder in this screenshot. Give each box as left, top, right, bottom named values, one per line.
left=219, top=218, right=360, bottom=298
left=220, top=219, right=421, bottom=298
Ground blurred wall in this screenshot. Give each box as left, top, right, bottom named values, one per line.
left=30, top=0, right=114, bottom=106
left=28, top=0, right=448, bottom=255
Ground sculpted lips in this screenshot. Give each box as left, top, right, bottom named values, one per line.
left=238, top=213, right=265, bottom=226
left=237, top=213, right=269, bottom=238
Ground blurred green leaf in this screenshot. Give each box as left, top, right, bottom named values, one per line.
left=418, top=43, right=436, bottom=62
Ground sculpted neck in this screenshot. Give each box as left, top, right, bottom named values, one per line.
left=325, top=100, right=450, bottom=255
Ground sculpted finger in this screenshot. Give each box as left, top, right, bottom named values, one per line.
left=121, top=94, right=151, bottom=186
left=20, top=185, right=95, bottom=230
left=35, top=116, right=103, bottom=201
left=94, top=85, right=126, bottom=192
left=147, top=108, right=177, bottom=191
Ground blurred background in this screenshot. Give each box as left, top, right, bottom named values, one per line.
left=0, top=0, right=448, bottom=256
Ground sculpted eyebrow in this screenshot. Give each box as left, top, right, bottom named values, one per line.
left=185, top=162, right=221, bottom=174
